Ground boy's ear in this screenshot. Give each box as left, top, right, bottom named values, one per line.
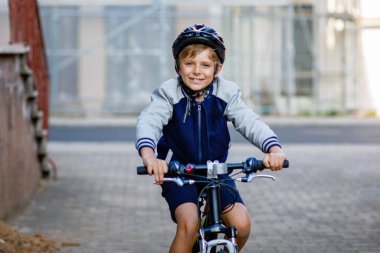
left=214, top=63, right=223, bottom=77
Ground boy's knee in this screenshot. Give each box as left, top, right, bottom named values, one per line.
left=177, top=219, right=198, bottom=237
left=230, top=214, right=251, bottom=239
left=237, top=221, right=251, bottom=239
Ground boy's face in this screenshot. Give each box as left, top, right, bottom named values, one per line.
left=178, top=48, right=222, bottom=94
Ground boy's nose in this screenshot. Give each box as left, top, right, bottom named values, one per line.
left=193, top=64, right=201, bottom=74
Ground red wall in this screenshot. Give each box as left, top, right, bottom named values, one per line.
left=9, top=0, right=50, bottom=130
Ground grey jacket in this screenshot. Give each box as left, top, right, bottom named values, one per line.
left=136, top=76, right=281, bottom=164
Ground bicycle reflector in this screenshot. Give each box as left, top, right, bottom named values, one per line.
left=184, top=164, right=195, bottom=174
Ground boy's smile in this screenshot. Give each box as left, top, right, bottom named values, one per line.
left=179, top=49, right=222, bottom=94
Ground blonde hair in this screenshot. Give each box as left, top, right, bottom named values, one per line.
left=178, top=44, right=219, bottom=64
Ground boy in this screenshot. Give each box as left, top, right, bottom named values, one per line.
left=136, top=24, right=286, bottom=252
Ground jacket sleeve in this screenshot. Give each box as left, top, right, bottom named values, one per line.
left=135, top=85, right=173, bottom=154
left=224, top=83, right=281, bottom=153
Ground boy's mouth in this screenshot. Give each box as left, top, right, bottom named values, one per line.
left=190, top=78, right=203, bottom=83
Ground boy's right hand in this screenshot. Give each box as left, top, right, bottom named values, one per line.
left=140, top=147, right=168, bottom=185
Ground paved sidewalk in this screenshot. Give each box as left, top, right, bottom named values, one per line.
left=9, top=142, right=380, bottom=253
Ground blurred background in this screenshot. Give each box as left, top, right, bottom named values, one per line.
left=1, top=1, right=380, bottom=252
left=1, top=0, right=380, bottom=118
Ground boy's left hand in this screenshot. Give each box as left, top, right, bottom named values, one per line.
left=263, top=146, right=286, bottom=171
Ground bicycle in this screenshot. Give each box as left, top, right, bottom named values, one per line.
left=137, top=157, right=289, bottom=253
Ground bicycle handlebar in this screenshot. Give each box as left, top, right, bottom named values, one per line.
left=136, top=157, right=289, bottom=175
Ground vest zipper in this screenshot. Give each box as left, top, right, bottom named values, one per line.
left=197, top=103, right=202, bottom=162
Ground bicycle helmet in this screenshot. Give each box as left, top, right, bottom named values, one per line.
left=172, top=24, right=226, bottom=64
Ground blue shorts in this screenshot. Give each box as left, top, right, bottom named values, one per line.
left=161, top=175, right=244, bottom=222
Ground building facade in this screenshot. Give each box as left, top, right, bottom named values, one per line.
left=2, top=0, right=379, bottom=117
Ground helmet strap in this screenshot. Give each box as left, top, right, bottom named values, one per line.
left=214, top=63, right=220, bottom=77
left=175, top=59, right=180, bottom=74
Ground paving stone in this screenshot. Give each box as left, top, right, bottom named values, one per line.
left=8, top=142, right=380, bottom=253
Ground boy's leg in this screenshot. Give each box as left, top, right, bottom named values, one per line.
left=221, top=203, right=251, bottom=251
left=169, top=202, right=199, bottom=253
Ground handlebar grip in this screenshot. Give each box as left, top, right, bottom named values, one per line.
left=137, top=166, right=148, bottom=175
left=252, top=159, right=289, bottom=172
left=136, top=165, right=177, bottom=175
left=260, top=159, right=289, bottom=169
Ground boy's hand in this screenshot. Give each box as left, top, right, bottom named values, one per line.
left=263, top=146, right=286, bottom=171
left=143, top=156, right=168, bottom=185
left=140, top=147, right=168, bottom=184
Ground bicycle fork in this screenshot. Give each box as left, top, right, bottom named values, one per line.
left=198, top=184, right=238, bottom=253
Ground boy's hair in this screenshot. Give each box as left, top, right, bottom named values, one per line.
left=178, top=44, right=219, bottom=63
left=176, top=44, right=220, bottom=73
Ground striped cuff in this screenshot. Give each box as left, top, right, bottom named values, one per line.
left=262, top=136, right=281, bottom=153
left=136, top=138, right=156, bottom=153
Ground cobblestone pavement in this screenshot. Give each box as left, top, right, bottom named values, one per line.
left=9, top=142, right=380, bottom=253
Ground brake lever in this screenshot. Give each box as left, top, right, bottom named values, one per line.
left=154, top=177, right=195, bottom=186
left=237, top=174, right=276, bottom=182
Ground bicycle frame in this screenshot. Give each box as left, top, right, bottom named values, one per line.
left=193, top=161, right=239, bottom=253
left=137, top=157, right=288, bottom=253
left=195, top=181, right=238, bottom=253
